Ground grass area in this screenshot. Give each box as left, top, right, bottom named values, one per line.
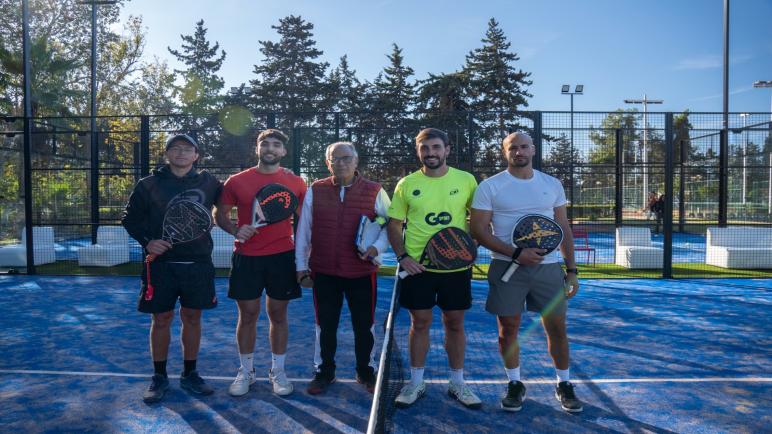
left=8, top=261, right=772, bottom=280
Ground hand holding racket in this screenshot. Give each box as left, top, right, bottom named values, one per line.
left=398, top=227, right=477, bottom=279
left=145, top=200, right=213, bottom=300
left=501, top=214, right=563, bottom=282
left=238, top=183, right=299, bottom=242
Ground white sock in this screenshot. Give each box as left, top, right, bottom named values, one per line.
left=272, top=353, right=286, bottom=373
left=449, top=368, right=464, bottom=384
left=410, top=367, right=425, bottom=386
left=556, top=368, right=570, bottom=383
left=239, top=353, right=254, bottom=372
left=505, top=366, right=521, bottom=382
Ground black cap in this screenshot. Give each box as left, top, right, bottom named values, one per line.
left=165, top=133, right=199, bottom=150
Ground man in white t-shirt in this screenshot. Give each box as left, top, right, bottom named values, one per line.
left=470, top=132, right=582, bottom=413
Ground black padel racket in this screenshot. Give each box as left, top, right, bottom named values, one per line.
left=398, top=227, right=477, bottom=279
left=145, top=200, right=213, bottom=300
left=252, top=183, right=299, bottom=228
left=500, top=214, right=563, bottom=282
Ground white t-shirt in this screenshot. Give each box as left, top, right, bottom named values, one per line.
left=472, top=169, right=567, bottom=263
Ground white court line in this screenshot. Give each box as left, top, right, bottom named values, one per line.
left=0, top=369, right=770, bottom=385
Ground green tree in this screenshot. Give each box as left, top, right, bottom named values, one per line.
left=463, top=18, right=532, bottom=131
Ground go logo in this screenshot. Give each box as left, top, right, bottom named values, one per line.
left=425, top=212, right=452, bottom=226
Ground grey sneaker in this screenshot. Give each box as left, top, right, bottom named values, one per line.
left=394, top=381, right=426, bottom=408
left=180, top=370, right=214, bottom=396
left=228, top=367, right=256, bottom=397
left=501, top=380, right=526, bottom=412
left=143, top=374, right=169, bottom=404
left=448, top=380, right=482, bottom=409
left=555, top=381, right=583, bottom=413
left=269, top=370, right=294, bottom=396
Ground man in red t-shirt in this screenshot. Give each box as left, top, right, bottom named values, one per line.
left=214, top=129, right=307, bottom=398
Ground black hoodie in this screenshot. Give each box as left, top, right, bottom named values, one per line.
left=122, top=165, right=222, bottom=263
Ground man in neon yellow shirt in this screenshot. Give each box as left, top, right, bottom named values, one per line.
left=387, top=128, right=481, bottom=409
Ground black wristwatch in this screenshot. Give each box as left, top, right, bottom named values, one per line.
left=397, top=253, right=410, bottom=262
left=565, top=268, right=578, bottom=275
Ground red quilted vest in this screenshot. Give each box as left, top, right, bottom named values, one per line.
left=309, top=174, right=381, bottom=278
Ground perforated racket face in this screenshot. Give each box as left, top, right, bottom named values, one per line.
left=423, top=227, right=477, bottom=270
left=253, top=183, right=298, bottom=225
left=161, top=200, right=212, bottom=245
left=511, top=214, right=563, bottom=254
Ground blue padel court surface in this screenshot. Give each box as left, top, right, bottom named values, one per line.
left=51, top=231, right=708, bottom=265
left=0, top=275, right=770, bottom=433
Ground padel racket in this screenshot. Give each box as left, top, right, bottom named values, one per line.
left=145, top=200, right=213, bottom=300
left=252, top=183, right=298, bottom=228
left=398, top=227, right=477, bottom=279
left=500, top=214, right=563, bottom=282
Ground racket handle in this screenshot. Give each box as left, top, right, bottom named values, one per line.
left=398, top=270, right=409, bottom=279
left=146, top=253, right=158, bottom=263
left=501, top=262, right=519, bottom=282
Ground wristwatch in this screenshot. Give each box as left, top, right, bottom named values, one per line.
left=397, top=253, right=410, bottom=262
left=565, top=268, right=578, bottom=275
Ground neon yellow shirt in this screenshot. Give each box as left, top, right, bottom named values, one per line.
left=388, top=167, right=477, bottom=272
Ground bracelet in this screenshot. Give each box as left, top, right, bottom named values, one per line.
left=397, top=253, right=410, bottom=262
left=511, top=247, right=523, bottom=261
left=565, top=268, right=578, bottom=275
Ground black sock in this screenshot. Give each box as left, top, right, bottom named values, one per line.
left=153, top=360, right=167, bottom=377
left=183, top=359, right=197, bottom=376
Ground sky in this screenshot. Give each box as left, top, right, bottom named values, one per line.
left=117, top=0, right=772, bottom=114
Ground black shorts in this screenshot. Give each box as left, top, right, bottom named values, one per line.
left=228, top=250, right=301, bottom=301
left=399, top=268, right=472, bottom=311
left=138, top=261, right=217, bottom=314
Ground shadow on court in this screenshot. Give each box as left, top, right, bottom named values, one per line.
left=0, top=275, right=770, bottom=433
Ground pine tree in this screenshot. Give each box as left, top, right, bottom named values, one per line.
left=250, top=15, right=329, bottom=118
left=167, top=19, right=226, bottom=116
left=371, top=43, right=415, bottom=122
left=463, top=18, right=532, bottom=135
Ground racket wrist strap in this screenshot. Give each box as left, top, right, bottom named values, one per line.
left=511, top=247, right=523, bottom=262
left=397, top=253, right=410, bottom=262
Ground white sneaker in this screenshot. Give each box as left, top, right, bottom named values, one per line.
left=269, top=369, right=294, bottom=396
left=228, top=367, right=256, bottom=397
left=394, top=381, right=426, bottom=408
left=448, top=380, right=482, bottom=409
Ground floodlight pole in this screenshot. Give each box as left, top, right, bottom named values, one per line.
left=79, top=0, right=117, bottom=242
left=562, top=85, right=583, bottom=223
left=22, top=0, right=35, bottom=273
left=625, top=95, right=663, bottom=209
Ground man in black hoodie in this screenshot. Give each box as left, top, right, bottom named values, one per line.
left=122, top=134, right=222, bottom=403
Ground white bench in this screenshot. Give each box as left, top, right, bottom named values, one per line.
left=706, top=226, right=772, bottom=269
left=0, top=226, right=56, bottom=267
left=211, top=227, right=235, bottom=268
left=77, top=226, right=131, bottom=267
left=615, top=226, right=663, bottom=269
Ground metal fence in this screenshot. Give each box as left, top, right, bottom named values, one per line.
left=1, top=110, right=771, bottom=278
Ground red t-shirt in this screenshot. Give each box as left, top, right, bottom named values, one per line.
left=220, top=167, right=307, bottom=256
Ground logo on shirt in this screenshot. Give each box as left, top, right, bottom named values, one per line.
left=169, top=189, right=206, bottom=206
left=412, top=189, right=421, bottom=197
left=450, top=188, right=459, bottom=196
left=425, top=212, right=452, bottom=226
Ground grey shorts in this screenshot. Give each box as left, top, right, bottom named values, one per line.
left=486, top=260, right=567, bottom=317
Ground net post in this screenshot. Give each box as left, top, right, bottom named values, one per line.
left=663, top=112, right=674, bottom=278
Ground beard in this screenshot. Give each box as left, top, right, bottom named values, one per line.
left=258, top=153, right=281, bottom=165
left=509, top=157, right=530, bottom=168
left=421, top=155, right=445, bottom=170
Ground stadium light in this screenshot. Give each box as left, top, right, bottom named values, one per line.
left=562, top=85, right=584, bottom=222
left=624, top=95, right=663, bottom=210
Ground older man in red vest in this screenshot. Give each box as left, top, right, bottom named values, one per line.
left=295, top=141, right=391, bottom=395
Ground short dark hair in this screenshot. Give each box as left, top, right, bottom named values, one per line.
left=415, top=128, right=450, bottom=147
left=256, top=128, right=288, bottom=145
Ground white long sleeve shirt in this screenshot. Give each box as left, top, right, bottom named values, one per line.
left=295, top=185, right=391, bottom=271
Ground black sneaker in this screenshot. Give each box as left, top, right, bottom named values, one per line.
left=143, top=374, right=169, bottom=404
left=307, top=372, right=336, bottom=395
left=355, top=370, right=376, bottom=394
left=555, top=381, right=583, bottom=413
left=180, top=370, right=214, bottom=396
left=501, top=380, right=527, bottom=412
